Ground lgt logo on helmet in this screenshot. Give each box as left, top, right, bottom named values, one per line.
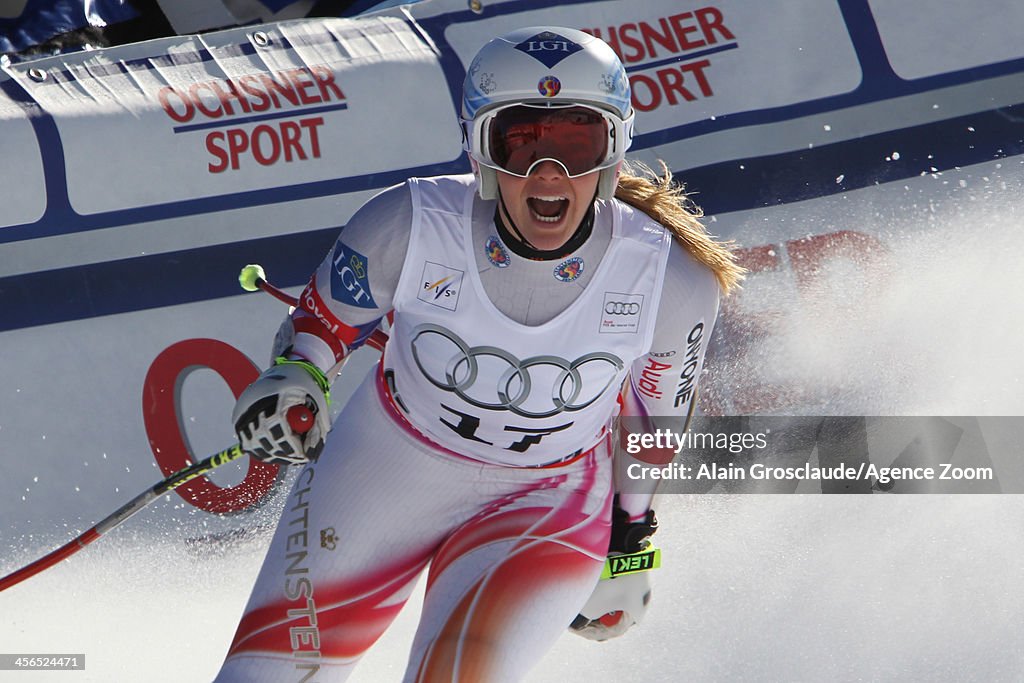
left=514, top=31, right=584, bottom=67
left=600, top=292, right=644, bottom=334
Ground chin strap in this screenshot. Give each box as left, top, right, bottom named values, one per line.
left=493, top=186, right=599, bottom=261
left=495, top=186, right=539, bottom=252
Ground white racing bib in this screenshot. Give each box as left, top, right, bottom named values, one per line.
left=384, top=175, right=671, bottom=466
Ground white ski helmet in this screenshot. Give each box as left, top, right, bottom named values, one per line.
left=461, top=26, right=634, bottom=200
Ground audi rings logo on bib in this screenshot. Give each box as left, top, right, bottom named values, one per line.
left=600, top=292, right=644, bottom=334
left=605, top=301, right=640, bottom=315
left=410, top=323, right=624, bottom=419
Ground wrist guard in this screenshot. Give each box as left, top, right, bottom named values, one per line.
left=609, top=502, right=658, bottom=555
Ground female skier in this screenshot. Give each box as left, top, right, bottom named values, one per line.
left=216, top=26, right=742, bottom=682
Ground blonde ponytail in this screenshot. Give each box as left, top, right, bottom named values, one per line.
left=615, top=161, right=744, bottom=294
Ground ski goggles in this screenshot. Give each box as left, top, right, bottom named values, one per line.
left=465, top=102, right=634, bottom=178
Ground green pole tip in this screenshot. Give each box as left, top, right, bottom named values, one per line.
left=238, top=264, right=266, bottom=292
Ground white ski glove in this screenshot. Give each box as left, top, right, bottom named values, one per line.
left=232, top=358, right=331, bottom=466
left=569, top=505, right=658, bottom=642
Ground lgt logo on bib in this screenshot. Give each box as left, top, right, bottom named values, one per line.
left=418, top=261, right=464, bottom=311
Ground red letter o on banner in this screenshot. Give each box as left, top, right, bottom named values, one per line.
left=143, top=338, right=279, bottom=514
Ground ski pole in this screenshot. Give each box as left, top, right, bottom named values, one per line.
left=0, top=405, right=313, bottom=593
left=238, top=263, right=301, bottom=308
left=2, top=265, right=378, bottom=593
left=237, top=264, right=389, bottom=352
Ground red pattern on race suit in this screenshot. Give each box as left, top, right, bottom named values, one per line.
left=214, top=369, right=612, bottom=682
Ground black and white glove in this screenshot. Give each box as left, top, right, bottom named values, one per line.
left=569, top=504, right=658, bottom=641
left=232, top=359, right=331, bottom=466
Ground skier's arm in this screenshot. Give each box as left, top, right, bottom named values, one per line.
left=615, top=238, right=722, bottom=518
left=571, top=239, right=721, bottom=641
left=233, top=183, right=413, bottom=464
left=282, top=182, right=412, bottom=371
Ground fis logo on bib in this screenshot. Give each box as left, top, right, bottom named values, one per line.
left=600, top=292, right=643, bottom=334
left=331, top=242, right=377, bottom=309
left=418, top=261, right=463, bottom=311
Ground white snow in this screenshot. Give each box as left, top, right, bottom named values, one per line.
left=2, top=497, right=1023, bottom=681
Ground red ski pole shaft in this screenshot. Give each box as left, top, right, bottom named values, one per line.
left=238, top=264, right=389, bottom=352
left=255, top=275, right=299, bottom=308
left=0, top=406, right=312, bottom=593
left=0, top=443, right=242, bottom=593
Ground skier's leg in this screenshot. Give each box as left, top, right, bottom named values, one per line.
left=403, top=442, right=614, bottom=683
left=214, top=373, right=465, bottom=682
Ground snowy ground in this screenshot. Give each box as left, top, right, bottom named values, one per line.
left=2, top=495, right=1023, bottom=681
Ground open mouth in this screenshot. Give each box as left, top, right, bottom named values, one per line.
left=527, top=195, right=569, bottom=223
